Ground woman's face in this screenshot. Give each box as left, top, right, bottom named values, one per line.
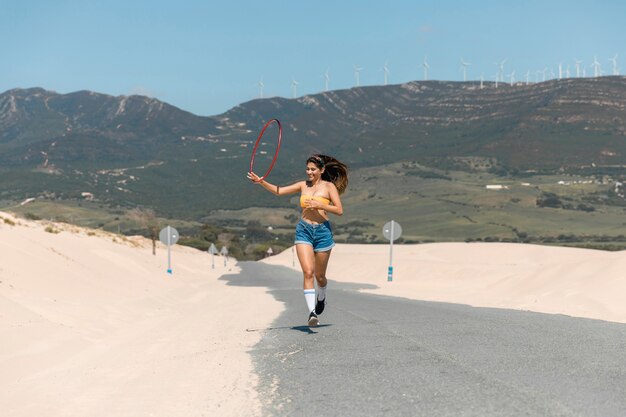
left=305, top=162, right=323, bottom=181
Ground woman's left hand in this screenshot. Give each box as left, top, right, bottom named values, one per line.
left=304, top=199, right=323, bottom=209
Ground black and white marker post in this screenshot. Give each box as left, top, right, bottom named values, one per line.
left=159, top=226, right=179, bottom=275
left=382, top=220, right=402, bottom=282
left=208, top=243, right=218, bottom=269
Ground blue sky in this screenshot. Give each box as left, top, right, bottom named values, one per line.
left=1, top=0, right=624, bottom=116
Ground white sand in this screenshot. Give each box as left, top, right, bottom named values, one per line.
left=4, top=210, right=626, bottom=416
left=262, top=243, right=626, bottom=324
left=0, top=212, right=282, bottom=417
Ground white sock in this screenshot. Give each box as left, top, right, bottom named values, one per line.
left=304, top=289, right=316, bottom=313
left=317, top=284, right=327, bottom=301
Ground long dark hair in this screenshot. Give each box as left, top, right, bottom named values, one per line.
left=307, top=154, right=349, bottom=195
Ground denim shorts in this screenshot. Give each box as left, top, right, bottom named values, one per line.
left=294, top=219, right=335, bottom=252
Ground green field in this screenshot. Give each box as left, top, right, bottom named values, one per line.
left=7, top=161, right=625, bottom=257
left=194, top=161, right=626, bottom=250
left=339, top=164, right=624, bottom=239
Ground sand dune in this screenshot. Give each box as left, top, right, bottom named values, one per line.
left=0, top=212, right=281, bottom=417
left=262, top=243, right=626, bottom=324
left=4, top=209, right=626, bottom=416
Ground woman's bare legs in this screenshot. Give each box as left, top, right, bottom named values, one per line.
left=296, top=244, right=317, bottom=316
left=295, top=245, right=332, bottom=288
left=296, top=244, right=316, bottom=289
left=314, top=250, right=331, bottom=288
left=296, top=245, right=333, bottom=321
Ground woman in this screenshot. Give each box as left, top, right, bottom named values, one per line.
left=247, top=154, right=348, bottom=326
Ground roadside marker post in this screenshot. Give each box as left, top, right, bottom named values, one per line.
left=382, top=220, right=402, bottom=282
left=220, top=246, right=229, bottom=266
left=208, top=243, right=218, bottom=269
left=159, top=226, right=179, bottom=275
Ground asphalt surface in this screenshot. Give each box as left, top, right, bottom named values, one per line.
left=222, top=261, right=626, bottom=417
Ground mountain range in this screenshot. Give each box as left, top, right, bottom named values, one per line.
left=1, top=77, right=626, bottom=219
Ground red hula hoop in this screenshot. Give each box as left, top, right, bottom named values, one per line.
left=249, top=118, right=282, bottom=181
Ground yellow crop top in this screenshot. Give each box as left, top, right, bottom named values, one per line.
left=300, top=195, right=331, bottom=208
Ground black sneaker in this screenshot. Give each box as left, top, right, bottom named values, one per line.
left=308, top=311, right=319, bottom=327
left=315, top=297, right=326, bottom=315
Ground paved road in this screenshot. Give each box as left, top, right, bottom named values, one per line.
left=222, top=261, right=626, bottom=417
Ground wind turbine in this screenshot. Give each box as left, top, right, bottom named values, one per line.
left=558, top=63, right=563, bottom=80
left=575, top=59, right=583, bottom=77
left=291, top=78, right=299, bottom=98
left=508, top=71, right=516, bottom=86
left=460, top=57, right=471, bottom=82
left=422, top=56, right=429, bottom=81
left=542, top=67, right=548, bottom=82
left=609, top=54, right=619, bottom=75
left=493, top=62, right=501, bottom=83
left=383, top=61, right=390, bottom=85
left=565, top=66, right=571, bottom=78
left=480, top=73, right=484, bottom=89
left=258, top=78, right=264, bottom=99
left=324, top=69, right=330, bottom=92
left=591, top=56, right=601, bottom=77
left=354, top=65, right=363, bottom=87
left=525, top=71, right=531, bottom=85
left=498, top=59, right=507, bottom=83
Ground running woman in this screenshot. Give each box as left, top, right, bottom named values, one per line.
left=247, top=154, right=348, bottom=326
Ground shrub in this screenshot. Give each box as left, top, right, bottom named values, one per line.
left=536, top=192, right=562, bottom=208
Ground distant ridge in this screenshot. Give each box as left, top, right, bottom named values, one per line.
left=1, top=77, right=626, bottom=217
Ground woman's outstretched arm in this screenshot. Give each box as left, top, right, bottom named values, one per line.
left=247, top=171, right=303, bottom=196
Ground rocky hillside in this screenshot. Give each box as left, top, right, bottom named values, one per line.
left=1, top=77, right=625, bottom=217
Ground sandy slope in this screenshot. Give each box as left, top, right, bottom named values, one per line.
left=262, top=242, right=626, bottom=324
left=4, top=208, right=625, bottom=417
left=0, top=212, right=282, bottom=417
